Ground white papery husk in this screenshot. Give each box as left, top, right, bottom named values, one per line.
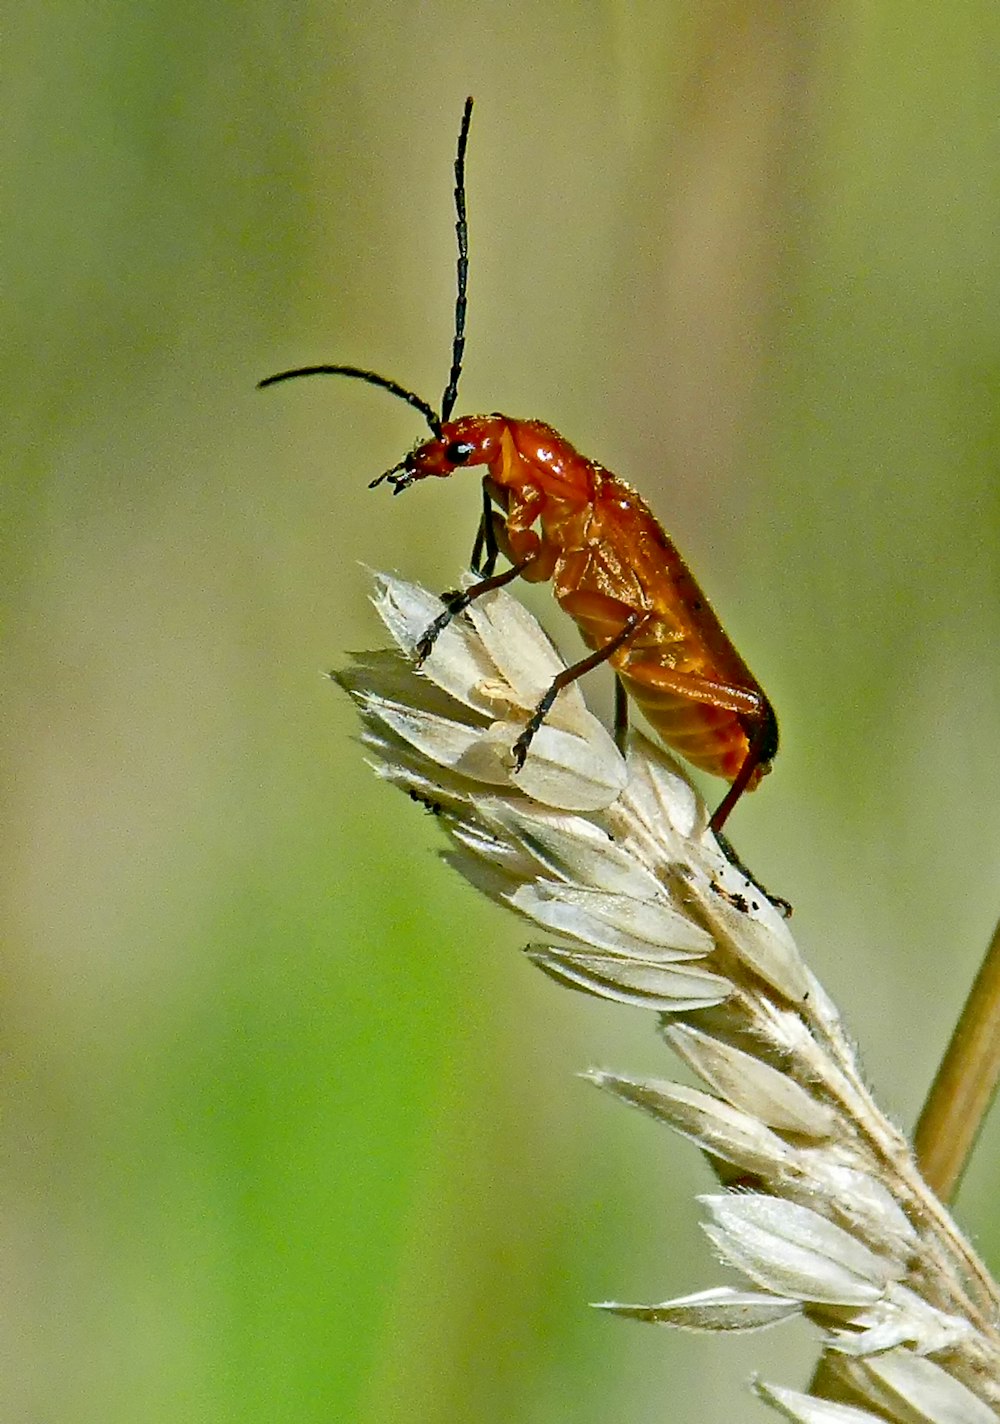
left=337, top=572, right=1000, bottom=1423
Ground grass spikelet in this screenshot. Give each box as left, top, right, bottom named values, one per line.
left=335, top=571, right=1000, bottom=1421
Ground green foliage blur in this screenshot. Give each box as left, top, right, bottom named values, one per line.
left=5, top=4, right=1000, bottom=1420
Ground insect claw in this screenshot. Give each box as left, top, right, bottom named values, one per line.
left=414, top=613, right=449, bottom=665
left=511, top=728, right=532, bottom=771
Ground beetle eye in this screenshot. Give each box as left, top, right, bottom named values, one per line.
left=443, top=440, right=474, bottom=465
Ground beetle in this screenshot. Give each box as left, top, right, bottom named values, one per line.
left=260, top=98, right=778, bottom=836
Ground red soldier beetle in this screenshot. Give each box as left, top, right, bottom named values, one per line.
left=261, top=97, right=778, bottom=838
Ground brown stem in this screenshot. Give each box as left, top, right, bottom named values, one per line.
left=913, top=912, right=1000, bottom=1202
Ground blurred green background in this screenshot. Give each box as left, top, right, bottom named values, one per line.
left=5, top=3, right=1000, bottom=1420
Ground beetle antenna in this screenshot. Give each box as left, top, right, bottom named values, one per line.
left=258, top=364, right=442, bottom=436
left=440, top=96, right=473, bottom=424
left=260, top=99, right=475, bottom=435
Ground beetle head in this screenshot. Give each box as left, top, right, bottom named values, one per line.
left=369, top=416, right=495, bottom=494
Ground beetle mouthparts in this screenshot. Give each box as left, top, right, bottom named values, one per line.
left=368, top=460, right=413, bottom=493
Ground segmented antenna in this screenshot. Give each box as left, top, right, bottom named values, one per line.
left=257, top=364, right=441, bottom=435
left=258, top=97, right=475, bottom=445
left=440, top=96, right=473, bottom=423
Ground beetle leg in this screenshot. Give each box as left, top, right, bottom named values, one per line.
left=415, top=557, right=534, bottom=665
left=707, top=709, right=777, bottom=833
left=512, top=613, right=647, bottom=769
left=621, top=661, right=767, bottom=722
left=557, top=585, right=660, bottom=646
left=470, top=480, right=501, bottom=576
left=611, top=658, right=777, bottom=832
left=712, top=829, right=793, bottom=918
left=613, top=675, right=629, bottom=752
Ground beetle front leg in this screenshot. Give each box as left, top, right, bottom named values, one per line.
left=417, top=478, right=551, bottom=662
left=502, top=483, right=558, bottom=584
left=470, top=480, right=504, bottom=576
